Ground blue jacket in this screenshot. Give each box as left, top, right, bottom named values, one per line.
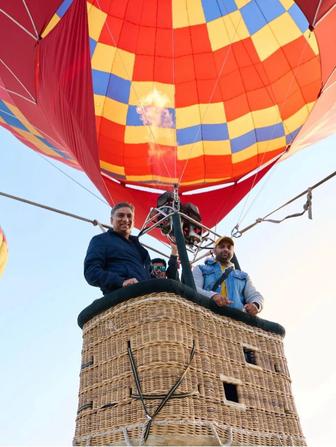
left=193, top=258, right=263, bottom=311
left=84, top=230, right=151, bottom=294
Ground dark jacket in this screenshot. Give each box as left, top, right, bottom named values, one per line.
left=166, top=255, right=179, bottom=280
left=84, top=230, right=151, bottom=294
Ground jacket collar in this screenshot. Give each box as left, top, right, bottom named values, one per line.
left=204, top=257, right=234, bottom=269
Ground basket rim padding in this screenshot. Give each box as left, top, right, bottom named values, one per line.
left=78, top=279, right=285, bottom=336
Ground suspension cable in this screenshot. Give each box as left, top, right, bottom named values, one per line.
left=231, top=170, right=336, bottom=237
left=0, top=190, right=169, bottom=258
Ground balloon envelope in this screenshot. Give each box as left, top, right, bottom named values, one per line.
left=0, top=0, right=335, bottom=228
left=0, top=226, right=8, bottom=276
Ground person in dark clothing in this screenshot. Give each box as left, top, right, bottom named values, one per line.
left=151, top=244, right=179, bottom=280
left=84, top=202, right=151, bottom=294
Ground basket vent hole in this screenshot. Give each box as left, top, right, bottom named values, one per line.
left=223, top=382, right=239, bottom=403
left=243, top=347, right=257, bottom=365
left=129, top=387, right=132, bottom=397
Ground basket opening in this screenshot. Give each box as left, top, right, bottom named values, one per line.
left=223, top=382, right=239, bottom=403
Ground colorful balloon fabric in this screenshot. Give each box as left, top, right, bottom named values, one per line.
left=0, top=0, right=335, bottom=229
left=0, top=227, right=8, bottom=277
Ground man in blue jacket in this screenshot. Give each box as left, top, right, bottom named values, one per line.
left=192, top=236, right=263, bottom=316
left=84, top=202, right=151, bottom=294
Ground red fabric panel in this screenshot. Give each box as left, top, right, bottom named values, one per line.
left=295, top=0, right=336, bottom=25
left=36, top=0, right=110, bottom=201
left=0, top=1, right=63, bottom=99
left=0, top=1, right=62, bottom=33
left=314, top=6, right=336, bottom=83
left=102, top=161, right=276, bottom=234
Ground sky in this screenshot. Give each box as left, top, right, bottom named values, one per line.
left=0, top=126, right=335, bottom=446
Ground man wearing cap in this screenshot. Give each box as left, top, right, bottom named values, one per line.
left=192, top=236, right=263, bottom=316
left=84, top=202, right=152, bottom=294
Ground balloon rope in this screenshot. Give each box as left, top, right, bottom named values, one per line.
left=233, top=8, right=315, bottom=227
left=231, top=170, right=336, bottom=237
left=36, top=152, right=109, bottom=206
left=312, top=0, right=324, bottom=28
left=94, top=0, right=172, bottom=181
left=0, top=190, right=168, bottom=258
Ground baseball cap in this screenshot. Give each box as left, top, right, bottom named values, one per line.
left=215, top=236, right=234, bottom=247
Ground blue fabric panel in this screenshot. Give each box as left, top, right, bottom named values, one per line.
left=89, top=38, right=97, bottom=58
left=255, top=123, right=284, bottom=141
left=240, top=1, right=267, bottom=34
left=288, top=3, right=309, bottom=32
left=177, top=125, right=202, bottom=145
left=231, top=130, right=256, bottom=152
left=57, top=0, right=74, bottom=17
left=92, top=70, right=110, bottom=95
left=286, top=127, right=301, bottom=145
left=106, top=74, right=131, bottom=103
left=36, top=136, right=71, bottom=160
left=202, top=0, right=237, bottom=22
left=0, top=110, right=27, bottom=131
left=254, top=0, right=285, bottom=22
left=201, top=123, right=229, bottom=140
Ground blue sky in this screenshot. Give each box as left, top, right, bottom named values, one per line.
left=0, top=127, right=335, bottom=445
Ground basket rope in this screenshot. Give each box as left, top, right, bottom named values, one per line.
left=127, top=340, right=196, bottom=443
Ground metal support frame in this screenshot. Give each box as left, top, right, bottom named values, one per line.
left=138, top=186, right=241, bottom=288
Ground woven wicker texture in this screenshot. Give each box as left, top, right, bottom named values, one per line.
left=73, top=293, right=305, bottom=446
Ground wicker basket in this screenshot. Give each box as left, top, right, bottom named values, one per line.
left=73, top=291, right=305, bottom=446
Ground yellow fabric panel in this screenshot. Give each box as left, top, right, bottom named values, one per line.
left=100, top=160, right=125, bottom=176
left=235, top=0, right=252, bottom=7
left=252, top=106, right=282, bottom=128
left=92, top=44, right=135, bottom=80
left=258, top=136, right=286, bottom=152
left=227, top=113, right=254, bottom=139
left=207, top=11, right=249, bottom=52
left=41, top=14, right=60, bottom=38
left=1, top=102, right=44, bottom=137
left=125, top=174, right=232, bottom=186
left=251, top=24, right=281, bottom=61
left=12, top=128, right=62, bottom=158
left=87, top=3, right=107, bottom=41
left=177, top=140, right=231, bottom=160
left=183, top=176, right=231, bottom=186
left=111, top=47, right=135, bottom=80
left=185, top=0, right=206, bottom=27
left=126, top=174, right=179, bottom=183
left=91, top=43, right=116, bottom=73
left=101, top=97, right=128, bottom=125
left=304, top=29, right=319, bottom=56
left=268, top=13, right=303, bottom=47
left=125, top=126, right=177, bottom=146
left=172, top=0, right=205, bottom=29
left=0, top=241, right=8, bottom=276
left=199, top=102, right=227, bottom=124
left=176, top=102, right=226, bottom=128
left=177, top=141, right=204, bottom=160
left=280, top=0, right=295, bottom=9
left=129, top=82, right=175, bottom=107
left=232, top=143, right=258, bottom=163
left=94, top=94, right=105, bottom=116
left=283, top=104, right=310, bottom=134
left=202, top=140, right=231, bottom=155
left=176, top=104, right=201, bottom=128
left=231, top=137, right=286, bottom=163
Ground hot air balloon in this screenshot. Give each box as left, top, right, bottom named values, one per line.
left=0, top=1, right=334, bottom=445
left=0, top=0, right=335, bottom=231
left=0, top=226, right=8, bottom=276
